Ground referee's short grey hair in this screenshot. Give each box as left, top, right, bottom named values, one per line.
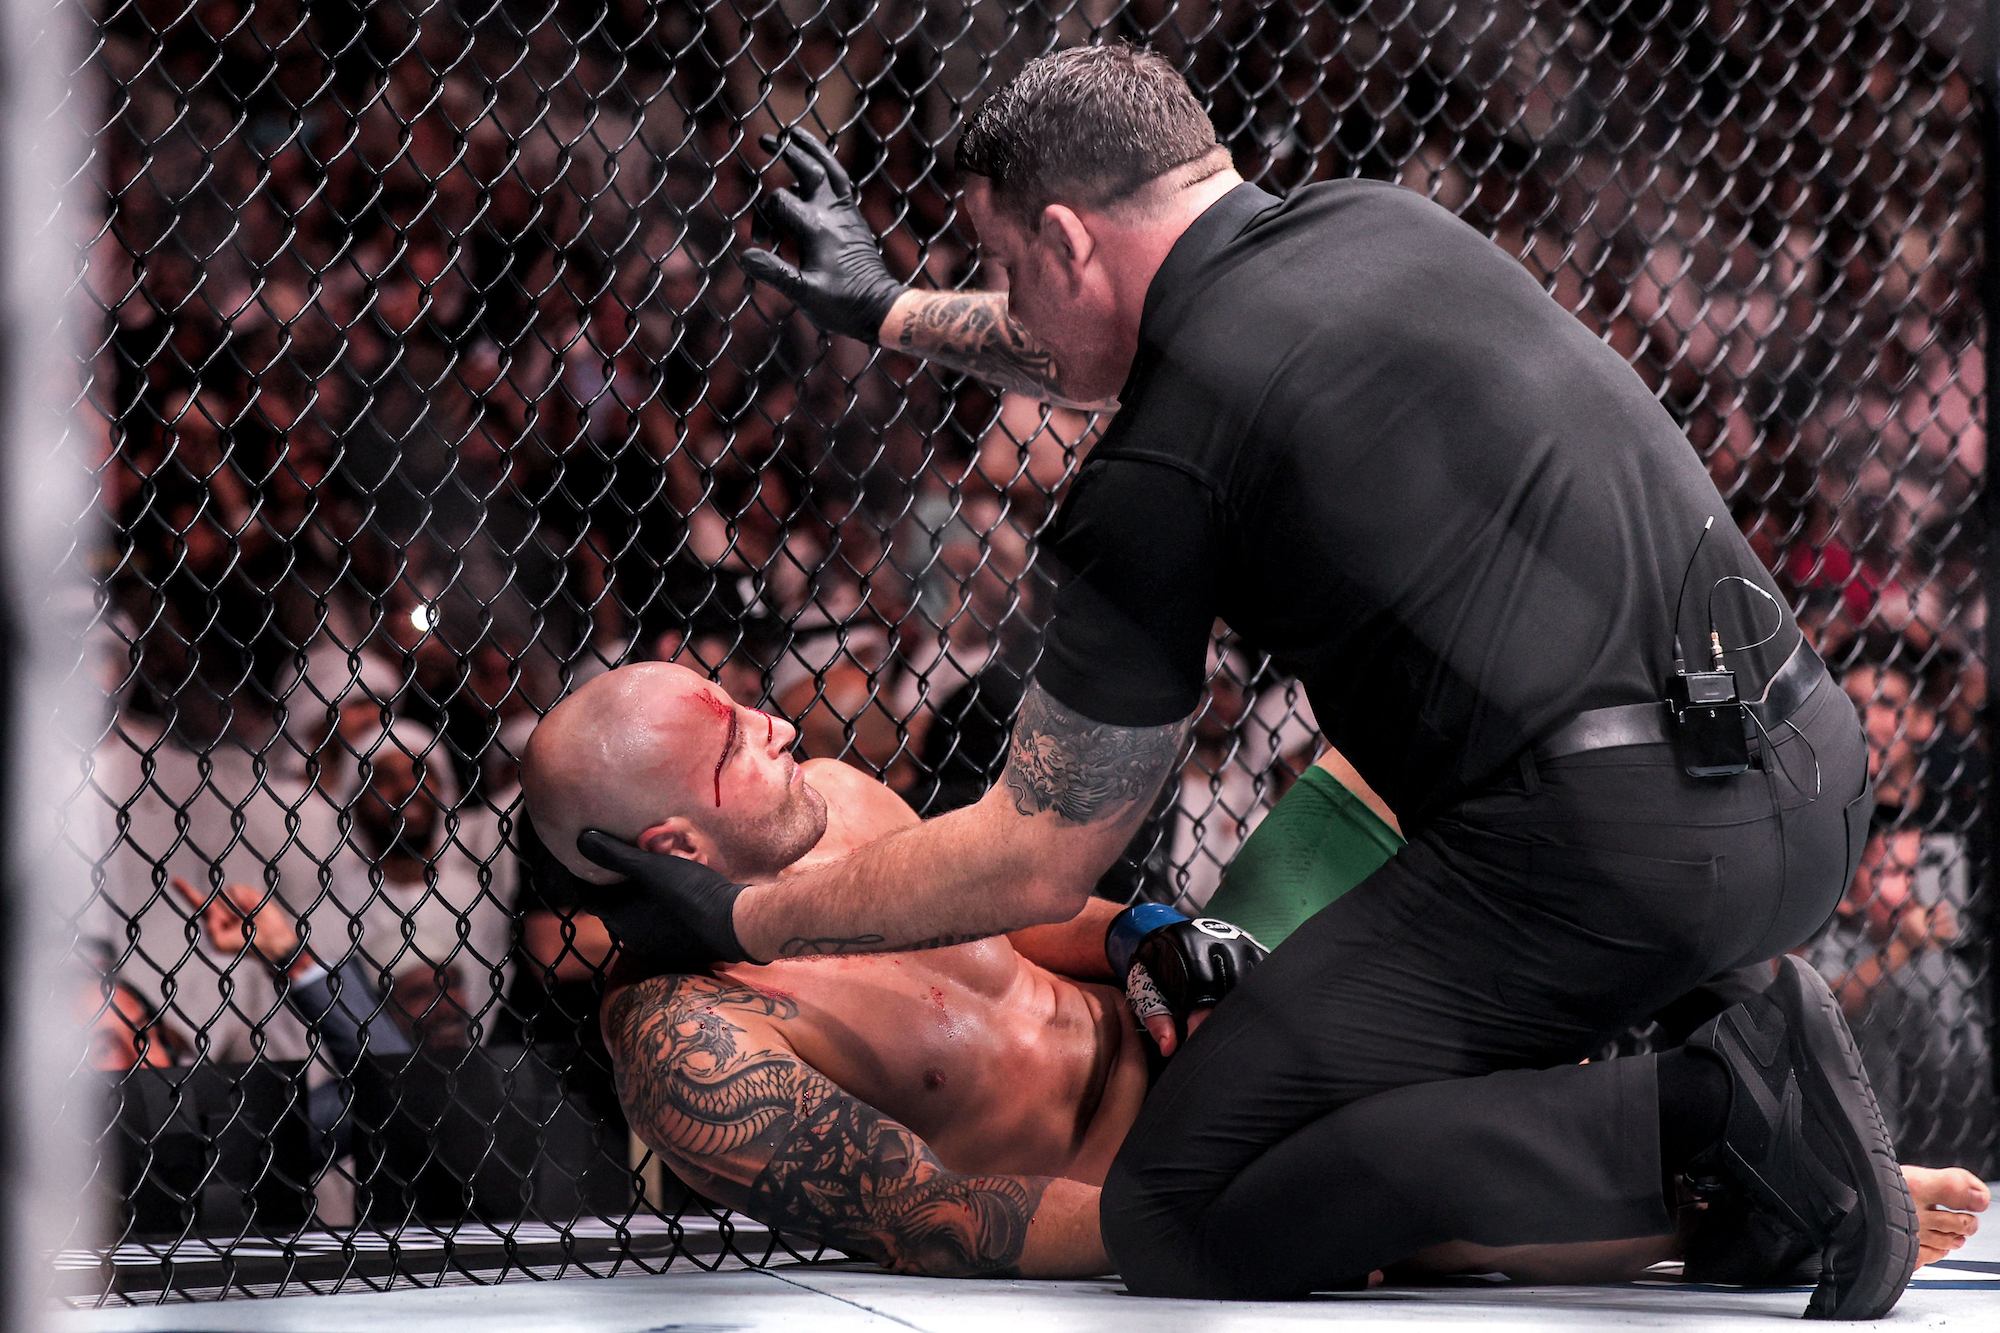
left=954, top=44, right=1223, bottom=227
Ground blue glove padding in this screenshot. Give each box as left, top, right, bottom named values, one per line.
left=1105, top=903, right=1190, bottom=977
left=1105, top=902, right=1269, bottom=1024
left=577, top=828, right=752, bottom=964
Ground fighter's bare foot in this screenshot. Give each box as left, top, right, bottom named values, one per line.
left=1904, top=1165, right=1987, bottom=1268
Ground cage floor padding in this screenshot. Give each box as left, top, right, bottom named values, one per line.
left=58, top=1201, right=2000, bottom=1332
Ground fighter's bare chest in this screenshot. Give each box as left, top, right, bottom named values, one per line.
left=746, top=951, right=1096, bottom=1139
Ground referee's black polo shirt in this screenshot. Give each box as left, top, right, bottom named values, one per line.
left=1036, top=180, right=1793, bottom=828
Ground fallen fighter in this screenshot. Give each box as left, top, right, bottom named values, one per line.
left=521, top=662, right=1986, bottom=1282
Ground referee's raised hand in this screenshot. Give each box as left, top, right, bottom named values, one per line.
left=740, top=133, right=906, bottom=345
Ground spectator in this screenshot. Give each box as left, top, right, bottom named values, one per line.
left=1166, top=641, right=1262, bottom=911
left=311, top=717, right=517, bottom=1050
left=81, top=685, right=327, bottom=1069
left=1843, top=660, right=1939, bottom=823
left=912, top=663, right=1028, bottom=816
left=779, top=662, right=921, bottom=793
left=1922, top=654, right=1987, bottom=829
left=964, top=392, right=1102, bottom=520
left=499, top=860, right=623, bottom=1131
left=1800, top=817, right=1993, bottom=1165
left=169, top=875, right=412, bottom=1158
left=72, top=961, right=189, bottom=1073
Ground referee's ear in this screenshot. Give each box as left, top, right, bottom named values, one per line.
left=1040, top=203, right=1097, bottom=286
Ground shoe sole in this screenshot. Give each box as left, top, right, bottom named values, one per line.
left=1768, top=955, right=1917, bottom=1320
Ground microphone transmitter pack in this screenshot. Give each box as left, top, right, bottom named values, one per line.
left=1666, top=516, right=1753, bottom=779
left=1666, top=664, right=1750, bottom=777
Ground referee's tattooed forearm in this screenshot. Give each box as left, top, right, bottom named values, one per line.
left=894, top=292, right=1113, bottom=411
left=1003, top=684, right=1190, bottom=825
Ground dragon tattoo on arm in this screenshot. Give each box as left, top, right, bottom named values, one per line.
left=603, top=975, right=1050, bottom=1277
left=1003, top=683, right=1191, bottom=825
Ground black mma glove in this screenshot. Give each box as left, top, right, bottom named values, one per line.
left=1105, top=903, right=1269, bottom=1043
left=575, top=828, right=754, bottom=964
left=739, top=134, right=906, bottom=344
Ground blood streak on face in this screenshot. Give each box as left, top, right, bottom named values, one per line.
left=697, top=692, right=736, bottom=808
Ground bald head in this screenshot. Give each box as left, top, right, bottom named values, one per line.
left=523, top=662, right=825, bottom=884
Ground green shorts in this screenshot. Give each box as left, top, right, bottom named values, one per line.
left=1201, top=765, right=1406, bottom=949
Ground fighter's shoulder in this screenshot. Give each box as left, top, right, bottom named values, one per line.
left=603, top=972, right=800, bottom=1051
left=801, top=758, right=919, bottom=835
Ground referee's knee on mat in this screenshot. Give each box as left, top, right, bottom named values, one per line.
left=1100, top=1160, right=1246, bottom=1298
left=1100, top=1160, right=1189, bottom=1295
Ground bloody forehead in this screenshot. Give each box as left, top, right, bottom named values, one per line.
left=693, top=689, right=733, bottom=729
left=695, top=688, right=736, bottom=809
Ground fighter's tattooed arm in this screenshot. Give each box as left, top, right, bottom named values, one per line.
left=604, top=975, right=1054, bottom=1277
left=1003, top=683, right=1191, bottom=825
left=888, top=291, right=1118, bottom=412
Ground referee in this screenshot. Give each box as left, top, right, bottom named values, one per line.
left=580, top=45, right=1912, bottom=1314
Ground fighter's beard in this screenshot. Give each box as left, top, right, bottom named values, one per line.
left=710, top=781, right=828, bottom=881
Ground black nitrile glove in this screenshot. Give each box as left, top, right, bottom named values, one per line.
left=739, top=133, right=906, bottom=344
left=577, top=828, right=752, bottom=964
left=517, top=815, right=725, bottom=978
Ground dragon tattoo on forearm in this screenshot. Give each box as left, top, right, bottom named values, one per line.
left=1003, top=683, right=1191, bottom=825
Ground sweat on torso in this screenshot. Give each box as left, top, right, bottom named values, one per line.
left=714, top=934, right=1145, bottom=1185
left=667, top=757, right=1150, bottom=1183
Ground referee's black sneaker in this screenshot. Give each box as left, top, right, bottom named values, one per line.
left=1680, top=1190, right=1818, bottom=1288
left=1683, top=955, right=1917, bottom=1320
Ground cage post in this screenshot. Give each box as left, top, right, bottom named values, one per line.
left=0, top=0, right=92, bottom=1324
left=1983, top=1, right=2000, bottom=1175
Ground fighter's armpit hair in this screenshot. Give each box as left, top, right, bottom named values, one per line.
left=1003, top=683, right=1190, bottom=825
left=603, top=975, right=1048, bottom=1276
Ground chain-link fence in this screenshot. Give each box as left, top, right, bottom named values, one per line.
left=55, top=0, right=1992, bottom=1304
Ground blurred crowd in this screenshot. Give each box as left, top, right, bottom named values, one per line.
left=65, top=0, right=1993, bottom=1227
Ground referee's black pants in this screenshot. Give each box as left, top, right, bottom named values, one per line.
left=1100, top=678, right=1870, bottom=1298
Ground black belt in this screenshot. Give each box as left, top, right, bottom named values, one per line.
left=1533, top=639, right=1826, bottom=764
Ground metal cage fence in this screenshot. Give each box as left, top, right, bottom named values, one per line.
left=54, top=0, right=1993, bottom=1303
